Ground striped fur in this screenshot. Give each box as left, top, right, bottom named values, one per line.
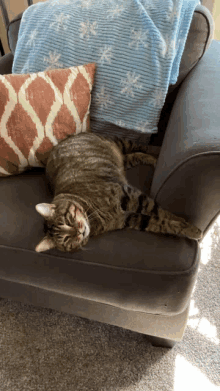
left=35, top=133, right=202, bottom=253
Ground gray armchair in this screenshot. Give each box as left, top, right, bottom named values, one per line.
left=0, top=1, right=219, bottom=348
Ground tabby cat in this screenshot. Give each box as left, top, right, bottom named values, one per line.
left=35, top=132, right=202, bottom=252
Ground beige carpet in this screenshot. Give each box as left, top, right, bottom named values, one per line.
left=0, top=218, right=219, bottom=391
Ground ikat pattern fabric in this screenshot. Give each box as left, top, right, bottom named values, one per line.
left=0, top=63, right=96, bottom=176
left=12, top=0, right=200, bottom=134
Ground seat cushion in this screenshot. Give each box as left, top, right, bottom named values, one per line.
left=0, top=166, right=200, bottom=316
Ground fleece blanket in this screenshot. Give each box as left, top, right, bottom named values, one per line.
left=12, top=0, right=200, bottom=134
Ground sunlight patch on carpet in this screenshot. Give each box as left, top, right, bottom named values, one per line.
left=174, top=355, right=219, bottom=391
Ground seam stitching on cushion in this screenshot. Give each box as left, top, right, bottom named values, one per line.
left=0, top=276, right=187, bottom=316
left=155, top=151, right=220, bottom=203
left=195, top=10, right=212, bottom=58
left=155, top=152, right=220, bottom=241
left=0, top=243, right=199, bottom=275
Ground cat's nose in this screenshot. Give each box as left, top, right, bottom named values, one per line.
left=62, top=224, right=74, bottom=232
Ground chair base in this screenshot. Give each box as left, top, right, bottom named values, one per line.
left=146, top=335, right=177, bottom=348
left=0, top=276, right=189, bottom=347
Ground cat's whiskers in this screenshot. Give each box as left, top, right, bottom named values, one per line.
left=72, top=194, right=94, bottom=210
left=88, top=209, right=100, bottom=219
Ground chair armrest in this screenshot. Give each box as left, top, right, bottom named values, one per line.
left=0, top=52, right=13, bottom=75
left=150, top=40, right=220, bottom=237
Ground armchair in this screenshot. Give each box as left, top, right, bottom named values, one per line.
left=0, top=1, right=219, bottom=348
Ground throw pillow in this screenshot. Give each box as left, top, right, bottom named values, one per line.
left=0, top=63, right=96, bottom=176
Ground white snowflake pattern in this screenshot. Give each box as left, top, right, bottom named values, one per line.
left=23, top=58, right=31, bottom=73
left=167, top=3, right=179, bottom=22
left=144, top=1, right=155, bottom=11
left=159, top=35, right=176, bottom=58
left=178, top=37, right=186, bottom=49
left=129, top=29, right=149, bottom=50
left=77, top=0, right=94, bottom=9
left=49, top=13, right=71, bottom=32
left=26, top=29, right=38, bottom=48
left=120, top=72, right=143, bottom=98
left=94, top=86, right=114, bottom=110
left=159, top=36, right=168, bottom=57
left=79, top=21, right=98, bottom=40
left=50, top=0, right=70, bottom=5
left=166, top=38, right=176, bottom=59
left=136, top=120, right=150, bottom=133
left=116, top=120, right=126, bottom=128
left=44, top=51, right=63, bottom=70
left=151, top=89, right=165, bottom=108
left=98, top=46, right=113, bottom=65
left=107, top=4, right=124, bottom=19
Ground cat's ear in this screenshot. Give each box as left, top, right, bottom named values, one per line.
left=35, top=237, right=55, bottom=252
left=35, top=203, right=56, bottom=218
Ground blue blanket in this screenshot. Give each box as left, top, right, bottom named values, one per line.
left=12, top=0, right=200, bottom=134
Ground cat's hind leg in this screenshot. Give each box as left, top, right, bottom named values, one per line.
left=121, top=186, right=202, bottom=240
left=123, top=210, right=202, bottom=240
left=124, top=152, right=157, bottom=169
left=112, top=136, right=154, bottom=155
left=121, top=184, right=157, bottom=214
left=112, top=137, right=144, bottom=154
left=111, top=136, right=157, bottom=169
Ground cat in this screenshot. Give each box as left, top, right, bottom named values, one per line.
left=35, top=132, right=202, bottom=252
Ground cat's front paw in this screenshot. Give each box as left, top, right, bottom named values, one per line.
left=171, top=220, right=203, bottom=240
left=182, top=225, right=203, bottom=240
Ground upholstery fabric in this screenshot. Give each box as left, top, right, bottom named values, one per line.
left=0, top=166, right=200, bottom=317
left=150, top=40, right=220, bottom=236
left=0, top=63, right=96, bottom=176
left=12, top=0, right=200, bottom=135
left=0, top=53, right=14, bottom=75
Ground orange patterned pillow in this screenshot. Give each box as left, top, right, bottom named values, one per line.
left=0, top=63, right=96, bottom=176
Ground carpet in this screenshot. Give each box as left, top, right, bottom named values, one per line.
left=0, top=217, right=219, bottom=390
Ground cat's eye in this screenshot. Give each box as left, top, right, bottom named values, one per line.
left=66, top=212, right=74, bottom=225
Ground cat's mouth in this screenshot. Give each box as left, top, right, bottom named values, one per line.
left=75, top=219, right=90, bottom=241
left=83, top=221, right=90, bottom=239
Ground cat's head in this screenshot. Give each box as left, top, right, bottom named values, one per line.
left=35, top=199, right=90, bottom=252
